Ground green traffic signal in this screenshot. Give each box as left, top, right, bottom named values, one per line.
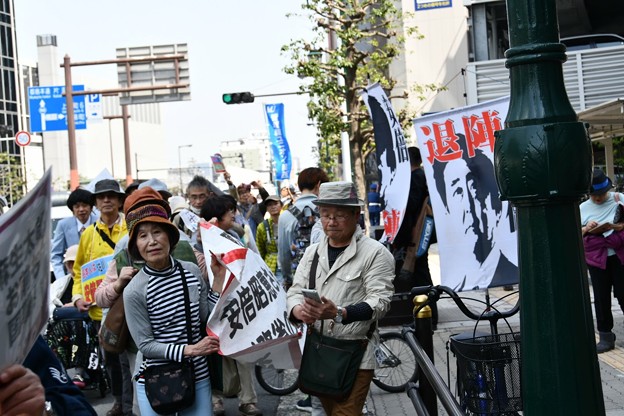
left=222, top=92, right=254, bottom=105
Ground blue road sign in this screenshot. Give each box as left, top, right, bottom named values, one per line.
left=27, top=85, right=87, bottom=133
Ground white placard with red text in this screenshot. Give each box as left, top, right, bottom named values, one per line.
left=414, top=97, right=519, bottom=290
left=201, top=222, right=302, bottom=369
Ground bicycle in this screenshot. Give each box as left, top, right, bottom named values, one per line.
left=403, top=285, right=521, bottom=415
left=254, top=329, right=418, bottom=395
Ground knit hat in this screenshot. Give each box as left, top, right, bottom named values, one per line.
left=66, top=188, right=94, bottom=210
left=124, top=187, right=179, bottom=260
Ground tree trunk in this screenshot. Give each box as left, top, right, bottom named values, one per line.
left=351, top=132, right=369, bottom=237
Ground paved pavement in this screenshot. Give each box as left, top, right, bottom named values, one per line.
left=83, top=245, right=624, bottom=414
left=276, top=245, right=624, bottom=415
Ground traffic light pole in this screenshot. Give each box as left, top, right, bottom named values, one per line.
left=494, top=0, right=605, bottom=413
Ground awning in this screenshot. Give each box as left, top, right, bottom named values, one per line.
left=578, top=98, right=624, bottom=142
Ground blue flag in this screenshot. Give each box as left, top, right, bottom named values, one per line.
left=264, top=103, right=292, bottom=181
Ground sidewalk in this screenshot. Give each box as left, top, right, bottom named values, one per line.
left=276, top=245, right=624, bottom=415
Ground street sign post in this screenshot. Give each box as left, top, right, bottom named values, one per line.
left=15, top=131, right=31, bottom=147
left=27, top=85, right=87, bottom=133
left=85, top=93, right=103, bottom=122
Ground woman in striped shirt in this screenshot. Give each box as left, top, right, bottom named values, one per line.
left=122, top=187, right=224, bottom=416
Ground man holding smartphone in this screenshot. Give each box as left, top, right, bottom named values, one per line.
left=287, top=181, right=395, bottom=415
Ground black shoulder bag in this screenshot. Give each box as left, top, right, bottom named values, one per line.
left=143, top=263, right=196, bottom=414
left=297, top=250, right=374, bottom=401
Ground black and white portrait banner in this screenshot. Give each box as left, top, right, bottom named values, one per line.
left=414, top=97, right=519, bottom=290
left=361, top=83, right=411, bottom=243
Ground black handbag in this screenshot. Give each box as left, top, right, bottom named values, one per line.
left=297, top=251, right=373, bottom=401
left=298, top=324, right=368, bottom=400
left=143, top=263, right=196, bottom=414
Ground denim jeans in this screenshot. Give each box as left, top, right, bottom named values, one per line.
left=136, top=377, right=212, bottom=416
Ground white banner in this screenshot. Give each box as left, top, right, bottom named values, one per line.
left=0, top=169, right=52, bottom=370
left=361, top=83, right=411, bottom=243
left=414, top=97, right=519, bottom=290
left=201, top=223, right=302, bottom=369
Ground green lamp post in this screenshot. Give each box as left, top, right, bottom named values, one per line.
left=494, top=0, right=605, bottom=413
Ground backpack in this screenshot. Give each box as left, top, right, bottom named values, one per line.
left=288, top=204, right=320, bottom=273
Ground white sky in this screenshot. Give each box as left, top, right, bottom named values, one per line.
left=13, top=0, right=319, bottom=171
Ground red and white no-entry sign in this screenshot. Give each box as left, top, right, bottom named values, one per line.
left=15, top=131, right=31, bottom=147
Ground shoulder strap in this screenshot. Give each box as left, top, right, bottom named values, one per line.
left=288, top=204, right=303, bottom=220
left=263, top=219, right=271, bottom=242
left=94, top=223, right=116, bottom=250
left=176, top=262, right=194, bottom=345
left=308, top=250, right=320, bottom=290
left=615, top=193, right=620, bottom=203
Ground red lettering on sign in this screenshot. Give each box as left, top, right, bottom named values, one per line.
left=421, top=120, right=462, bottom=164
left=461, top=110, right=502, bottom=157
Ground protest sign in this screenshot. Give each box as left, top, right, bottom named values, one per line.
left=414, top=96, right=519, bottom=290
left=361, top=83, right=411, bottom=243
left=0, top=169, right=52, bottom=370
left=179, top=208, right=200, bottom=233
left=211, top=154, right=226, bottom=174
left=201, top=222, right=301, bottom=369
left=80, top=255, right=114, bottom=304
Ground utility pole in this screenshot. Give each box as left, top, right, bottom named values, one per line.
left=61, top=51, right=189, bottom=190
left=62, top=55, right=79, bottom=190
left=494, top=0, right=604, bottom=413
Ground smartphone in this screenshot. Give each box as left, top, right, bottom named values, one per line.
left=301, top=288, right=323, bottom=303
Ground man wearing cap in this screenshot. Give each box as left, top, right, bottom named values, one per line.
left=71, top=178, right=130, bottom=416
left=72, top=179, right=127, bottom=317
left=50, top=188, right=97, bottom=280
left=286, top=181, right=395, bottom=414
left=255, top=195, right=283, bottom=283
left=580, top=168, right=624, bottom=353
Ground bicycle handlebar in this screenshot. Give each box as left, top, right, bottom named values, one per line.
left=410, top=285, right=519, bottom=322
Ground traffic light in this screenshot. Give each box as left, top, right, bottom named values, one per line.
left=222, top=92, right=255, bottom=104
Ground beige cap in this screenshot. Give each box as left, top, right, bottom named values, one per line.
left=64, top=245, right=79, bottom=263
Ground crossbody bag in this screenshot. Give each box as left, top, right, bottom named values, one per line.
left=142, top=262, right=196, bottom=414
left=297, top=250, right=373, bottom=401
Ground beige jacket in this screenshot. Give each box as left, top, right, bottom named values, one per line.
left=287, top=226, right=395, bottom=369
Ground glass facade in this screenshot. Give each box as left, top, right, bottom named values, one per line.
left=0, top=0, right=18, bottom=156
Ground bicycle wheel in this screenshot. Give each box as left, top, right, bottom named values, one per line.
left=254, top=365, right=299, bottom=396
left=373, top=332, right=418, bottom=393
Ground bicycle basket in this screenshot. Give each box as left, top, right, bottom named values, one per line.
left=45, top=318, right=99, bottom=369
left=450, top=332, right=521, bottom=415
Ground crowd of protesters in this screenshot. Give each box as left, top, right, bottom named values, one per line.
left=2, top=155, right=441, bottom=416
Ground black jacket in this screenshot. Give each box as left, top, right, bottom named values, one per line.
left=23, top=336, right=96, bottom=416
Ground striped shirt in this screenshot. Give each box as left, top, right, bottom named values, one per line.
left=136, top=261, right=209, bottom=383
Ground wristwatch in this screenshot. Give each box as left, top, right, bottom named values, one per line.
left=334, top=306, right=344, bottom=324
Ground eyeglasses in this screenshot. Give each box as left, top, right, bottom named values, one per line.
left=320, top=214, right=349, bottom=222
left=189, top=194, right=208, bottom=201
